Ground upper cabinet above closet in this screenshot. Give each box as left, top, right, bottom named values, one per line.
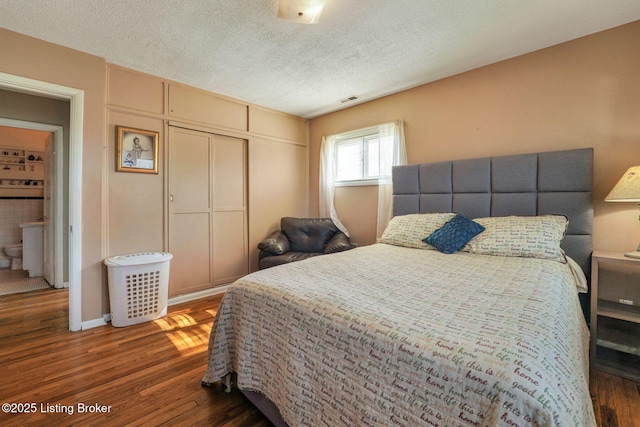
left=107, top=65, right=308, bottom=144
left=168, top=84, right=248, bottom=132
left=248, top=106, right=307, bottom=144
left=107, top=66, right=165, bottom=115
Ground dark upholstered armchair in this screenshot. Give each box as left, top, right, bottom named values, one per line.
left=258, top=217, right=355, bottom=269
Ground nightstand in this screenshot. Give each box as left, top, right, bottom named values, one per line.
left=590, top=251, right=640, bottom=382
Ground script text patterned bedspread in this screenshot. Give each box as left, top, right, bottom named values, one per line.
left=202, top=244, right=595, bottom=426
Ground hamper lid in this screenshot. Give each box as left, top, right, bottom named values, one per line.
left=104, top=251, right=173, bottom=267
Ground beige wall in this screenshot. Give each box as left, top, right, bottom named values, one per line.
left=309, top=21, right=640, bottom=253
left=248, top=136, right=308, bottom=270
left=246, top=107, right=309, bottom=271
left=3, top=19, right=639, bottom=322
left=0, top=28, right=308, bottom=323
left=0, top=28, right=106, bottom=321
left=105, top=69, right=309, bottom=303
left=0, top=126, right=51, bottom=150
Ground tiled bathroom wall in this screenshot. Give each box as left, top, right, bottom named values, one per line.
left=0, top=198, right=44, bottom=268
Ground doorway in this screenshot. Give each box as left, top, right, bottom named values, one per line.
left=0, top=72, right=83, bottom=331
left=0, top=121, right=65, bottom=291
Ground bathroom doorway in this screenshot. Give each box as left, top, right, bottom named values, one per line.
left=0, top=121, right=65, bottom=295
left=0, top=73, right=82, bottom=331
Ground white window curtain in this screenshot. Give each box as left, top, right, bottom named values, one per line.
left=319, top=120, right=407, bottom=239
left=376, top=120, right=407, bottom=237
left=319, top=133, right=350, bottom=236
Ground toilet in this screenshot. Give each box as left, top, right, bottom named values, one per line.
left=3, top=243, right=23, bottom=270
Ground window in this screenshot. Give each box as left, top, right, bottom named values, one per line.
left=320, top=120, right=406, bottom=237
left=335, top=131, right=380, bottom=185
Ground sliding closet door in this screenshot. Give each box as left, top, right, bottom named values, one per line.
left=168, top=127, right=248, bottom=297
left=212, top=134, right=248, bottom=285
left=168, top=127, right=213, bottom=296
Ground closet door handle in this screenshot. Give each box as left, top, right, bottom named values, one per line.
left=170, top=195, right=174, bottom=202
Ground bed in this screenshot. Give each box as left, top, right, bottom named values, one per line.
left=202, top=148, right=596, bottom=426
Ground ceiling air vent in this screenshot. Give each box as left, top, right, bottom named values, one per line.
left=339, top=95, right=358, bottom=104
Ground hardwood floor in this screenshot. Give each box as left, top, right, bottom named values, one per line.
left=591, top=368, right=640, bottom=427
left=0, top=288, right=639, bottom=427
left=0, top=288, right=271, bottom=427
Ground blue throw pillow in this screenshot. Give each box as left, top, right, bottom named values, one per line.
left=423, top=214, right=485, bottom=254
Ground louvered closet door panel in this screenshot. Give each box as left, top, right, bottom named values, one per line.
left=168, top=127, right=213, bottom=297
left=213, top=134, right=248, bottom=285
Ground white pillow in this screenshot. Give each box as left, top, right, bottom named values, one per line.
left=462, top=215, right=568, bottom=263
left=379, top=213, right=456, bottom=249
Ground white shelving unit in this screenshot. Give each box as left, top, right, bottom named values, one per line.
left=590, top=251, right=640, bottom=381
left=0, top=147, right=45, bottom=197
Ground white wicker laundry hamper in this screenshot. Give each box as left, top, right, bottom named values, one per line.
left=104, top=252, right=173, bottom=327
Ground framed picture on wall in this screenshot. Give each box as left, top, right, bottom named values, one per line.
left=116, top=126, right=159, bottom=174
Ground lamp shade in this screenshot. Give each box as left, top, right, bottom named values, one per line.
left=605, top=166, right=640, bottom=202
left=277, top=0, right=327, bottom=24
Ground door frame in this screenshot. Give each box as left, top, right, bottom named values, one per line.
left=0, top=71, right=83, bottom=331
left=0, top=118, right=64, bottom=288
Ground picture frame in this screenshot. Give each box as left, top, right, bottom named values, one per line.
left=116, top=126, right=159, bottom=174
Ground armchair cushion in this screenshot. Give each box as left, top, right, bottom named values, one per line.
left=324, top=232, right=353, bottom=254
left=257, top=230, right=290, bottom=255
left=281, top=217, right=340, bottom=253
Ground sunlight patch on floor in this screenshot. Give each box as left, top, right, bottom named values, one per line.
left=154, top=313, right=196, bottom=330
left=153, top=310, right=214, bottom=353
left=166, top=325, right=212, bottom=352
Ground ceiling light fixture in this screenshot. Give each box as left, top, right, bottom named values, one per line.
left=277, top=0, right=327, bottom=24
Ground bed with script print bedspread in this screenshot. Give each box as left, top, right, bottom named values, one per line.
left=202, top=243, right=596, bottom=426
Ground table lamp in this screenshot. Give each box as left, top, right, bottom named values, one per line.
left=605, top=166, right=640, bottom=258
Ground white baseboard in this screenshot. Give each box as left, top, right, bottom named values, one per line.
left=88, top=285, right=230, bottom=330
left=168, top=285, right=230, bottom=306
left=54, top=281, right=69, bottom=289
left=81, top=317, right=108, bottom=330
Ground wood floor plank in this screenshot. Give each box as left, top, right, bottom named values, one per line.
left=590, top=367, right=602, bottom=424
left=1, top=287, right=638, bottom=426
left=0, top=289, right=270, bottom=427
left=622, top=378, right=640, bottom=427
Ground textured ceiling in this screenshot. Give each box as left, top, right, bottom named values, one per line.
left=1, top=1, right=640, bottom=118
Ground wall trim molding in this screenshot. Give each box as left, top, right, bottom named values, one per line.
left=87, top=286, right=230, bottom=329
left=82, top=317, right=108, bottom=330
left=168, top=285, right=230, bottom=306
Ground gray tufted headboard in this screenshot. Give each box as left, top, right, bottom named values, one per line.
left=392, top=148, right=594, bottom=279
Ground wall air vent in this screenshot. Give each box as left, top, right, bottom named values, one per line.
left=339, top=96, right=358, bottom=104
